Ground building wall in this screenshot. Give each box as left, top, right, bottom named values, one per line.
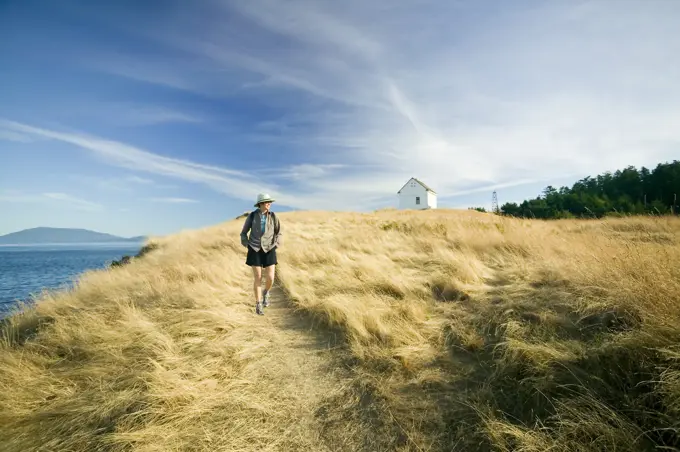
left=427, top=191, right=437, bottom=209
left=398, top=182, right=435, bottom=209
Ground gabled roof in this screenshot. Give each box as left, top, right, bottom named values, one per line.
left=397, top=177, right=437, bottom=194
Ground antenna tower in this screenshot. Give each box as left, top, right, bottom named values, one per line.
left=491, top=191, right=499, bottom=214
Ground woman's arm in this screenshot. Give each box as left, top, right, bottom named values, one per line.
left=240, top=213, right=253, bottom=247
left=274, top=215, right=283, bottom=247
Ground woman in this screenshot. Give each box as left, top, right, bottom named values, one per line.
left=240, top=193, right=283, bottom=315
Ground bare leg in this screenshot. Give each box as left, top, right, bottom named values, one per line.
left=252, top=266, right=263, bottom=302
left=262, top=265, right=275, bottom=307
left=264, top=264, right=275, bottom=293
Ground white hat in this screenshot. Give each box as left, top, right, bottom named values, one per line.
left=254, top=193, right=275, bottom=207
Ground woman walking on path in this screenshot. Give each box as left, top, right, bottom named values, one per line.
left=240, top=193, right=283, bottom=315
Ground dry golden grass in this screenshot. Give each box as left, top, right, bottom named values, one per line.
left=2, top=209, right=680, bottom=451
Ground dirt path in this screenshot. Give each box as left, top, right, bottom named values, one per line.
left=242, top=284, right=349, bottom=451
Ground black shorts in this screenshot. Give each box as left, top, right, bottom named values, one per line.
left=246, top=246, right=278, bottom=267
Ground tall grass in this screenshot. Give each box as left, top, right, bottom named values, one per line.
left=277, top=210, right=680, bottom=451
left=1, top=210, right=679, bottom=451
left=0, top=228, right=340, bottom=451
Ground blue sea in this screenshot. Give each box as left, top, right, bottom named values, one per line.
left=0, top=243, right=143, bottom=317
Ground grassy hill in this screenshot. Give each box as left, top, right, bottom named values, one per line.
left=1, top=209, right=679, bottom=451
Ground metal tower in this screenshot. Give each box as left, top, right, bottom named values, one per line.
left=491, top=191, right=499, bottom=214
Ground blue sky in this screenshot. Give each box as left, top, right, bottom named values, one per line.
left=1, top=0, right=679, bottom=237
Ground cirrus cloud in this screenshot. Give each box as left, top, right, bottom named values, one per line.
left=88, top=0, right=680, bottom=206
left=4, top=0, right=680, bottom=215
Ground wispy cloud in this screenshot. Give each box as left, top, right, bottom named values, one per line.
left=227, top=0, right=382, bottom=61
left=264, top=163, right=348, bottom=181
left=112, top=0, right=680, bottom=203
left=0, top=190, right=103, bottom=212
left=0, top=129, right=34, bottom=143
left=127, top=108, right=201, bottom=126
left=0, top=119, right=283, bottom=205
left=42, top=192, right=104, bottom=211
left=87, top=55, right=201, bottom=93
left=98, top=103, right=203, bottom=127
left=0, top=190, right=43, bottom=203
left=0, top=118, right=387, bottom=210
left=68, top=174, right=175, bottom=192
left=127, top=175, right=155, bottom=185
left=9, top=0, right=680, bottom=211
left=38, top=99, right=205, bottom=128
left=150, top=197, right=199, bottom=204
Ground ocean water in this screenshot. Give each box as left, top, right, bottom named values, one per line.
left=0, top=243, right=143, bottom=317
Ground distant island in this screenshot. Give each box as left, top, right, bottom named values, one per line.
left=0, top=227, right=146, bottom=245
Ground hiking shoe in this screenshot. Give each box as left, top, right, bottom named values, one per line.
left=256, top=302, right=264, bottom=315
left=263, top=290, right=270, bottom=308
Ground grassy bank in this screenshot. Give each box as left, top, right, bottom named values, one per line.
left=2, top=210, right=679, bottom=451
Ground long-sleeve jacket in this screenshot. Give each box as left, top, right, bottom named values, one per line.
left=240, top=209, right=282, bottom=252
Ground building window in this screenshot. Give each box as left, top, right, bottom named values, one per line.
left=416, top=196, right=420, bottom=204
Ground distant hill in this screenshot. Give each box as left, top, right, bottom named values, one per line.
left=0, top=227, right=146, bottom=245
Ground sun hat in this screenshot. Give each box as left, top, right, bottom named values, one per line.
left=254, top=193, right=275, bottom=207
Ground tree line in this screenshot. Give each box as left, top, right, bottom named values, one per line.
left=487, top=160, right=680, bottom=219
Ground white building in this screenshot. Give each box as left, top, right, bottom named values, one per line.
left=397, top=177, right=437, bottom=210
